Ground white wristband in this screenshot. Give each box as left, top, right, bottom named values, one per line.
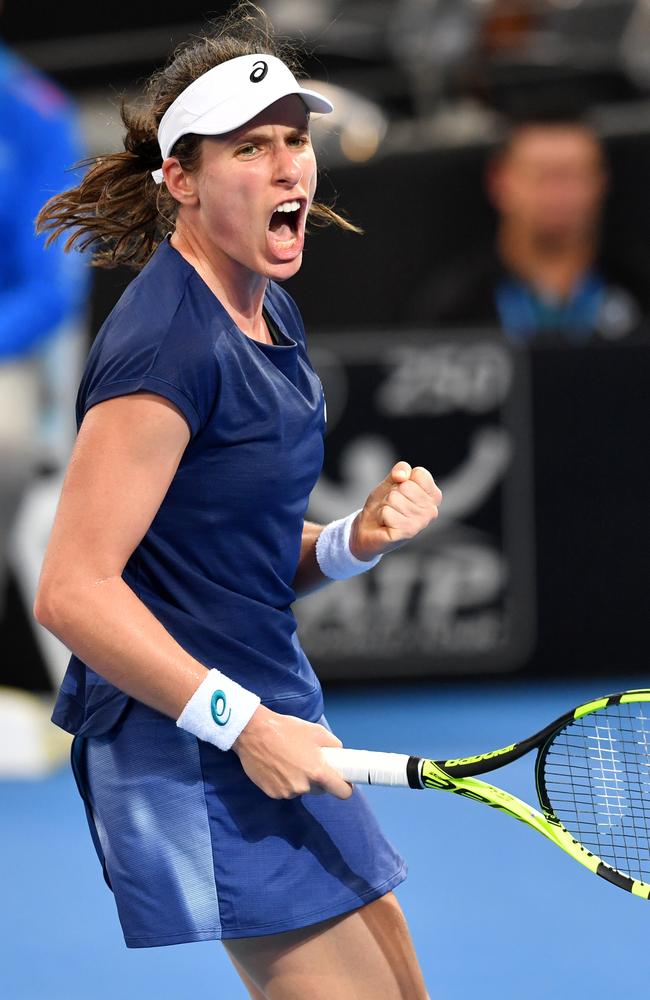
left=315, top=509, right=382, bottom=580
left=176, top=669, right=261, bottom=751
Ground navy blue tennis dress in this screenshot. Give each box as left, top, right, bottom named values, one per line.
left=51, top=237, right=406, bottom=948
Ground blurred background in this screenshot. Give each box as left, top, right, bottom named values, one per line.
left=1, top=3, right=649, bottom=997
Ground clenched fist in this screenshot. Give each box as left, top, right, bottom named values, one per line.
left=349, top=462, right=442, bottom=562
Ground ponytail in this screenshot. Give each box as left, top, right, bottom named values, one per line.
left=38, top=102, right=177, bottom=269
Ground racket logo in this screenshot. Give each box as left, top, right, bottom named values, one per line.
left=210, top=690, right=232, bottom=727
left=444, top=744, right=516, bottom=768
left=250, top=60, right=268, bottom=83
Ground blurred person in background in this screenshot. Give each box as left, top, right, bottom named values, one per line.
left=0, top=30, right=88, bottom=620
left=408, top=112, right=650, bottom=344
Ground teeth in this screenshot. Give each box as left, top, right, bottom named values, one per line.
left=275, top=200, right=300, bottom=213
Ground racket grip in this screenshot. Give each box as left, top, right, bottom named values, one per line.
left=321, top=747, right=413, bottom=787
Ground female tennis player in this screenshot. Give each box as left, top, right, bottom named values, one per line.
left=34, top=4, right=440, bottom=997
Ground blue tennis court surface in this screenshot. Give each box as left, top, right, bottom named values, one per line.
left=2, top=676, right=647, bottom=999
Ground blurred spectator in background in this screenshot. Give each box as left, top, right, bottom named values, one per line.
left=407, top=112, right=650, bottom=344
left=0, top=34, right=88, bottom=619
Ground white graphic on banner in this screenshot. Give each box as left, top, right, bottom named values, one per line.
left=297, top=333, right=534, bottom=676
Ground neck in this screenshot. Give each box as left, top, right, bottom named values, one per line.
left=498, top=224, right=597, bottom=300
left=170, top=222, right=271, bottom=343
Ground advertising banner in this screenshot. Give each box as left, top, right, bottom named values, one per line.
left=297, top=330, right=536, bottom=679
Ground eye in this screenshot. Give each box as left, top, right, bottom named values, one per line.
left=236, top=143, right=260, bottom=158
left=288, top=134, right=310, bottom=148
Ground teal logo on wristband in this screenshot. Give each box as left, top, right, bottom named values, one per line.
left=211, top=690, right=232, bottom=727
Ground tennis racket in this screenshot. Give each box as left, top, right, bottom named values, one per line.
left=322, top=688, right=650, bottom=898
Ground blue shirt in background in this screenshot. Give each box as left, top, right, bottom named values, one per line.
left=0, top=40, right=88, bottom=362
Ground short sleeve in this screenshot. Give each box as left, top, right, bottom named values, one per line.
left=84, top=373, right=202, bottom=437
left=77, top=261, right=221, bottom=439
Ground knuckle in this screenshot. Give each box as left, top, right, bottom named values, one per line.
left=315, top=766, right=337, bottom=789
left=399, top=480, right=417, bottom=499
left=287, top=781, right=308, bottom=798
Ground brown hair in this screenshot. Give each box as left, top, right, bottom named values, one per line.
left=36, top=1, right=360, bottom=270
left=491, top=108, right=604, bottom=163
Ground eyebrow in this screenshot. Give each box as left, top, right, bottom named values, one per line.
left=231, top=122, right=311, bottom=147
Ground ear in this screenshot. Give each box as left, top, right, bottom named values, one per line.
left=162, top=158, right=199, bottom=206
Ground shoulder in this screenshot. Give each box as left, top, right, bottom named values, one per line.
left=79, top=242, right=223, bottom=436
left=95, top=241, right=192, bottom=356
left=101, top=239, right=234, bottom=353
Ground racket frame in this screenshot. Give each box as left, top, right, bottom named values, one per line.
left=328, top=689, right=650, bottom=899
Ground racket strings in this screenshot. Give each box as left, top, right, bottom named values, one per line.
left=542, top=702, right=650, bottom=882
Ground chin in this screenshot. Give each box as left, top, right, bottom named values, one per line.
left=266, top=254, right=304, bottom=282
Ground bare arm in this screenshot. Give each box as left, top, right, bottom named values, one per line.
left=34, top=393, right=206, bottom=717
left=292, top=520, right=328, bottom=595
left=35, top=392, right=351, bottom=801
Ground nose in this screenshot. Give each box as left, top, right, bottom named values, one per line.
left=274, top=145, right=302, bottom=187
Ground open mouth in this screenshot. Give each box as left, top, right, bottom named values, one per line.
left=268, top=199, right=303, bottom=246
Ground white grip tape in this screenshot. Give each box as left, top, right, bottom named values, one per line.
left=321, top=747, right=412, bottom=787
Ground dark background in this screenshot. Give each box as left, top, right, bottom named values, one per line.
left=3, top=2, right=650, bottom=690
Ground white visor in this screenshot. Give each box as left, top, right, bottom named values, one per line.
left=151, top=53, right=333, bottom=183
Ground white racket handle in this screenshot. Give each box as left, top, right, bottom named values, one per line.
left=321, top=747, right=413, bottom=787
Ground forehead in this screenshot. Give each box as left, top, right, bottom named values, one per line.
left=504, top=126, right=603, bottom=168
